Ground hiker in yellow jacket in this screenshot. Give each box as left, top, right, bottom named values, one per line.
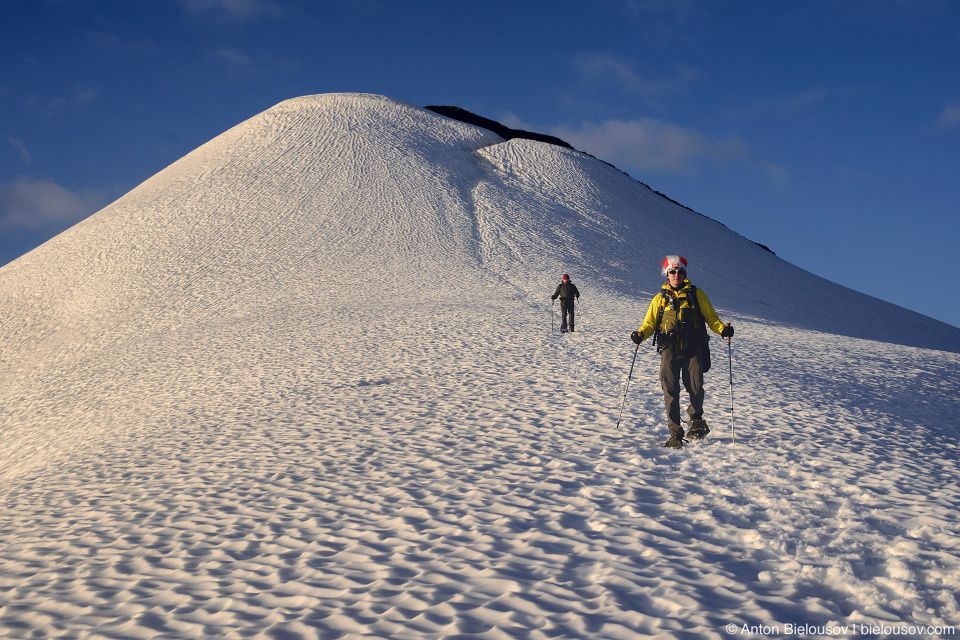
left=631, top=255, right=733, bottom=448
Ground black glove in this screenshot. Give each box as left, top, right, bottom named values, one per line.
left=631, top=330, right=643, bottom=344
left=721, top=325, right=734, bottom=338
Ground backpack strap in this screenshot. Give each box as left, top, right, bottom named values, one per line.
left=685, top=285, right=710, bottom=343
left=686, top=285, right=700, bottom=315
left=651, top=288, right=672, bottom=350
left=652, top=294, right=664, bottom=350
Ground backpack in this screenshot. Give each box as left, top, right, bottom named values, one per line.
left=652, top=284, right=712, bottom=373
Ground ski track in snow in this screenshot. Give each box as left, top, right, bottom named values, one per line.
left=1, top=94, right=958, bottom=639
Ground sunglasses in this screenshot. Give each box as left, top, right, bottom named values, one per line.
left=667, top=269, right=686, bottom=275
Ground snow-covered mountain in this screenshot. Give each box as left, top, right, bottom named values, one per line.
left=1, top=93, right=957, bottom=638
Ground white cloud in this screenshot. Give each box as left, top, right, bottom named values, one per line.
left=611, top=0, right=711, bottom=44
left=549, top=118, right=747, bottom=175
left=760, top=161, right=790, bottom=191
left=573, top=52, right=701, bottom=99
left=77, top=88, right=99, bottom=104
left=210, top=47, right=253, bottom=69
left=615, top=0, right=706, bottom=22
left=85, top=31, right=160, bottom=57
left=498, top=112, right=529, bottom=132
left=7, top=138, right=32, bottom=166
left=937, top=104, right=960, bottom=130
left=178, top=0, right=282, bottom=20
left=741, top=86, right=861, bottom=116
left=25, top=87, right=102, bottom=118
left=0, top=179, right=107, bottom=231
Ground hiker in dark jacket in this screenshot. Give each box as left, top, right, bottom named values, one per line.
left=551, top=274, right=580, bottom=333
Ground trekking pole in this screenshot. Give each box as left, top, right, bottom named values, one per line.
left=551, top=299, right=555, bottom=334
left=616, top=344, right=640, bottom=429
left=727, top=324, right=735, bottom=444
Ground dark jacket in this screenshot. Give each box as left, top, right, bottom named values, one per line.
left=552, top=281, right=580, bottom=301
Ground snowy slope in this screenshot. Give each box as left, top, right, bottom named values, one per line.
left=0, top=93, right=958, bottom=639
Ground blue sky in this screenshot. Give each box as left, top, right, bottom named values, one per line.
left=2, top=0, right=959, bottom=329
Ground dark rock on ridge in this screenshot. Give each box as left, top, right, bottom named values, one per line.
left=426, top=104, right=775, bottom=255
left=425, top=105, right=575, bottom=150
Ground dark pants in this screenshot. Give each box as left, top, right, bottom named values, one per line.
left=660, top=346, right=704, bottom=438
left=559, top=299, right=575, bottom=331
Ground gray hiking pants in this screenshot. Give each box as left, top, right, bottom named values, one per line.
left=559, top=299, right=575, bottom=331
left=660, top=346, right=705, bottom=438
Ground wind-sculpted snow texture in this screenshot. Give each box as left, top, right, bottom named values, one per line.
left=1, top=93, right=958, bottom=639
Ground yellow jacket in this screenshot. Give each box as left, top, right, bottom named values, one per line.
left=637, top=281, right=727, bottom=348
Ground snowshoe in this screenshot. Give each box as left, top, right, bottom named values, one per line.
left=663, top=435, right=685, bottom=449
left=687, top=419, right=710, bottom=440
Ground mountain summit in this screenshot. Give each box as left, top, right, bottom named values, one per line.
left=3, top=93, right=955, bottom=353
left=2, top=91, right=958, bottom=478
left=1, top=93, right=958, bottom=638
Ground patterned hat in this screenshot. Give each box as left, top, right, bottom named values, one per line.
left=662, top=255, right=687, bottom=276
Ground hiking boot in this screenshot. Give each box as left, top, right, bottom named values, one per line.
left=663, top=435, right=685, bottom=449
left=687, top=419, right=710, bottom=440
